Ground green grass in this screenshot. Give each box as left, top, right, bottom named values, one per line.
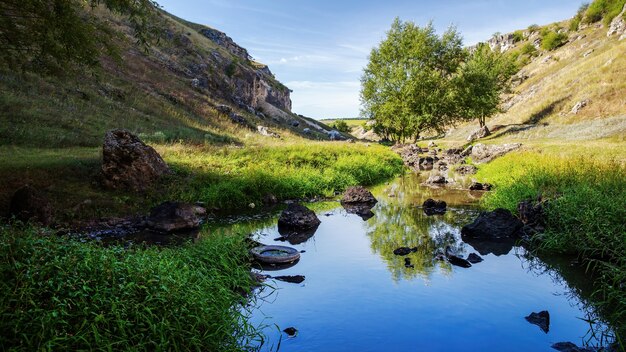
left=0, top=143, right=404, bottom=221
left=476, top=151, right=626, bottom=339
left=0, top=225, right=260, bottom=351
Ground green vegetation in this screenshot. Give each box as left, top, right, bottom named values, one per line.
left=570, top=3, right=590, bottom=31
left=476, top=152, right=626, bottom=338
left=527, top=24, right=540, bottom=33
left=520, top=42, right=538, bottom=56
left=0, top=225, right=259, bottom=351
left=583, top=0, right=626, bottom=26
left=455, top=43, right=517, bottom=127
left=0, top=143, right=404, bottom=220
left=541, top=30, right=568, bottom=51
left=0, top=0, right=159, bottom=71
left=330, top=120, right=350, bottom=133
left=512, top=30, right=524, bottom=42
left=361, top=18, right=466, bottom=142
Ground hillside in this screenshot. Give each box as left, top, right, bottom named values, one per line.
left=443, top=5, right=626, bottom=154
left=0, top=7, right=339, bottom=148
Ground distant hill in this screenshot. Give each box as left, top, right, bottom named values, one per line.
left=445, top=2, right=626, bottom=145
left=0, top=7, right=337, bottom=148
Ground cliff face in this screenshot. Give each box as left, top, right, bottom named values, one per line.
left=155, top=20, right=292, bottom=116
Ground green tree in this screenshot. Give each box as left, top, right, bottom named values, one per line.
left=360, top=18, right=465, bottom=143
left=455, top=43, right=517, bottom=128
left=331, top=120, right=350, bottom=133
left=0, top=0, right=160, bottom=71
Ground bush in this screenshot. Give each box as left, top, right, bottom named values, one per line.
left=520, top=42, right=538, bottom=57
left=570, top=2, right=590, bottom=31
left=527, top=24, right=540, bottom=33
left=0, top=226, right=260, bottom=350
left=541, top=31, right=568, bottom=51
left=331, top=120, right=350, bottom=133
left=512, top=30, right=524, bottom=43
left=583, top=0, right=626, bottom=26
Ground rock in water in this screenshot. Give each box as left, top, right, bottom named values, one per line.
left=283, top=327, right=298, bottom=337
left=101, top=129, right=170, bottom=191
left=525, top=311, right=550, bottom=333
left=425, top=174, right=448, bottom=185
left=273, top=275, right=305, bottom=284
left=9, top=185, right=52, bottom=225
left=551, top=341, right=598, bottom=352
left=469, top=182, right=493, bottom=191
left=467, top=253, right=484, bottom=264
left=461, top=208, right=524, bottom=240
left=146, top=201, right=207, bottom=232
left=341, top=186, right=377, bottom=204
left=393, top=247, right=417, bottom=256
left=278, top=203, right=321, bottom=231
left=422, top=198, right=447, bottom=215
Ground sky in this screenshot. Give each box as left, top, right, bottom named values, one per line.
left=158, top=0, right=582, bottom=119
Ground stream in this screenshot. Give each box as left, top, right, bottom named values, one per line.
left=210, top=173, right=616, bottom=351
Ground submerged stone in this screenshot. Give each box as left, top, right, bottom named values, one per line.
left=525, top=310, right=550, bottom=333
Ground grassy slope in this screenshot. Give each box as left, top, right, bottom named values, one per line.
left=445, top=21, right=626, bottom=149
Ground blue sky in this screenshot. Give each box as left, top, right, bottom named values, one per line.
left=158, top=0, right=582, bottom=119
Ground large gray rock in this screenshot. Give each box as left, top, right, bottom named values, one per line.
left=467, top=126, right=490, bottom=142
left=470, top=143, right=521, bottom=164
left=607, top=4, right=626, bottom=38
left=461, top=208, right=523, bottom=240
left=278, top=203, right=321, bottom=231
left=391, top=144, right=422, bottom=170
left=425, top=174, right=448, bottom=185
left=146, top=201, right=207, bottom=232
left=101, top=129, right=170, bottom=191
left=9, top=185, right=52, bottom=225
left=341, top=186, right=377, bottom=204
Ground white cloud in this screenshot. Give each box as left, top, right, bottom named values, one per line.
left=286, top=81, right=361, bottom=119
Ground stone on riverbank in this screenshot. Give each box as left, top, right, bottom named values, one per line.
left=101, top=129, right=170, bottom=191
left=278, top=203, right=321, bottom=231
left=146, top=201, right=207, bottom=232
left=461, top=208, right=524, bottom=240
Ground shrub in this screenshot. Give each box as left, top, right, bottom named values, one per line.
left=520, top=42, right=538, bottom=57
left=527, top=24, right=540, bottom=33
left=541, top=31, right=568, bottom=51
left=331, top=120, right=350, bottom=133
left=583, top=0, right=626, bottom=26
left=512, top=30, right=524, bottom=43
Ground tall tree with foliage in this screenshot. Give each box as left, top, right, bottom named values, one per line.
left=360, top=18, right=465, bottom=143
left=455, top=43, right=517, bottom=128
left=0, top=0, right=160, bottom=71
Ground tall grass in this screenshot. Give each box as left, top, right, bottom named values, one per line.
left=160, top=143, right=404, bottom=209
left=476, top=152, right=626, bottom=339
left=0, top=225, right=260, bottom=351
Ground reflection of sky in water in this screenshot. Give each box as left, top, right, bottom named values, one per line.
left=234, top=175, right=614, bottom=351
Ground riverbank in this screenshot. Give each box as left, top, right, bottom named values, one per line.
left=0, top=142, right=403, bottom=224
left=0, top=141, right=404, bottom=351
left=476, top=152, right=626, bottom=341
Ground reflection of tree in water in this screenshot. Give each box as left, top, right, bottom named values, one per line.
left=365, top=197, right=476, bottom=282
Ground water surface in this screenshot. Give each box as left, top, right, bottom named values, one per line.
left=233, top=175, right=612, bottom=351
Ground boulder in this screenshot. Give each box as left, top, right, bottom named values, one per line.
left=445, top=246, right=472, bottom=268
left=467, top=253, right=484, bottom=263
left=277, top=203, right=321, bottom=231
left=422, top=198, right=447, bottom=215
left=570, top=100, right=589, bottom=114
left=425, top=174, right=448, bottom=185
left=525, top=310, right=550, bottom=333
left=9, top=185, right=53, bottom=225
left=470, top=143, right=522, bottom=164
left=455, top=165, right=478, bottom=175
left=341, top=186, right=377, bottom=204
left=391, top=144, right=423, bottom=170
left=257, top=126, right=280, bottom=138
left=428, top=141, right=437, bottom=148
left=467, top=126, right=491, bottom=142
left=551, top=342, right=599, bottom=352
left=101, top=129, right=170, bottom=191
left=146, top=201, right=207, bottom=232
left=461, top=208, right=524, bottom=241
left=327, top=130, right=344, bottom=140
left=469, top=182, right=493, bottom=191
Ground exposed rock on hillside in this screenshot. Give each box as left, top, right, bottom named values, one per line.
left=101, top=129, right=170, bottom=192
left=607, top=4, right=626, bottom=39
left=470, top=143, right=522, bottom=164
